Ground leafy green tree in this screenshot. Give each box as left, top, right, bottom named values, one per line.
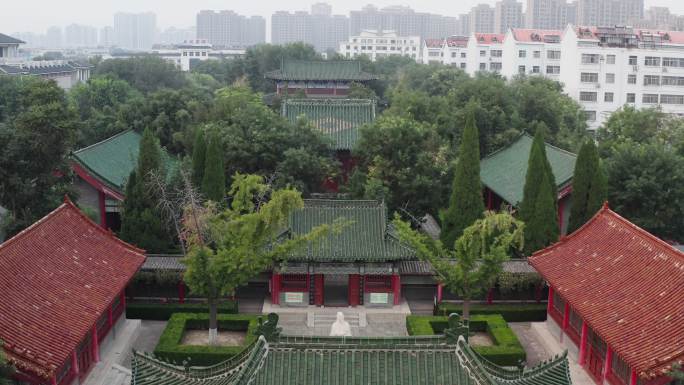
left=604, top=142, right=684, bottom=242
left=201, top=131, right=226, bottom=202
left=191, top=128, right=207, bottom=187
left=0, top=340, right=14, bottom=385
left=351, top=115, right=450, bottom=217
left=94, top=56, right=187, bottom=93
left=182, top=174, right=333, bottom=344
left=440, top=109, right=485, bottom=248
left=394, top=211, right=524, bottom=319
left=0, top=77, right=77, bottom=236
left=519, top=126, right=559, bottom=254
left=568, top=140, right=607, bottom=232
left=242, top=43, right=320, bottom=93
left=119, top=128, right=175, bottom=252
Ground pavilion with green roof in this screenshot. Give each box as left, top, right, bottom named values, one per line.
left=480, top=133, right=577, bottom=234
left=265, top=60, right=378, bottom=98
left=70, top=130, right=175, bottom=230
left=130, top=313, right=573, bottom=385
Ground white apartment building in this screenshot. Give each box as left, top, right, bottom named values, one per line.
left=338, top=30, right=421, bottom=62
left=422, top=36, right=469, bottom=68
left=466, top=33, right=505, bottom=74
left=149, top=40, right=245, bottom=71
left=561, top=25, right=684, bottom=129
left=501, top=28, right=563, bottom=80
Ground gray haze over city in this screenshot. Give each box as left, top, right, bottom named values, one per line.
left=4, top=0, right=684, bottom=33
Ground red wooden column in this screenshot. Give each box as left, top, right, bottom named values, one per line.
left=120, top=291, right=126, bottom=309
left=98, top=190, right=107, bottom=228
left=603, top=346, right=613, bottom=382
left=71, top=351, right=79, bottom=377
left=486, top=288, right=494, bottom=305
left=629, top=370, right=638, bottom=385
left=91, top=327, right=100, bottom=362
left=271, top=273, right=281, bottom=305
left=547, top=286, right=554, bottom=314
left=108, top=306, right=113, bottom=328
left=558, top=198, right=565, bottom=235
left=314, top=274, right=324, bottom=306
left=578, top=323, right=588, bottom=365
left=51, top=376, right=58, bottom=385
left=392, top=274, right=401, bottom=305
left=436, top=284, right=443, bottom=303
left=178, top=281, right=186, bottom=304
left=562, top=302, right=570, bottom=329
left=348, top=274, right=360, bottom=307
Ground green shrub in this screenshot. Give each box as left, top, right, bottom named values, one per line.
left=406, top=314, right=525, bottom=366
left=126, top=301, right=238, bottom=320
left=435, top=303, right=547, bottom=322
left=153, top=313, right=259, bottom=365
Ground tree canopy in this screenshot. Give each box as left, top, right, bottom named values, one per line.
left=568, top=139, right=607, bottom=232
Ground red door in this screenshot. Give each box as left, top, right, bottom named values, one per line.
left=587, top=346, right=604, bottom=381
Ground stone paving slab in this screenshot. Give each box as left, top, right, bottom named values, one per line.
left=278, top=312, right=408, bottom=337
left=509, top=322, right=553, bottom=365
left=530, top=322, right=597, bottom=385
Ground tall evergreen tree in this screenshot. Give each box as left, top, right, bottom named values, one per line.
left=568, top=140, right=607, bottom=232
left=119, top=128, right=174, bottom=252
left=440, top=109, right=485, bottom=248
left=191, top=128, right=207, bottom=187
left=519, top=124, right=556, bottom=224
left=202, top=131, right=226, bottom=202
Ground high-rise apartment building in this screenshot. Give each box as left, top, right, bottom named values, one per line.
left=271, top=4, right=349, bottom=52
left=577, top=0, right=643, bottom=27
left=458, top=14, right=472, bottom=36
left=64, top=24, right=98, bottom=48
left=114, top=12, right=156, bottom=50
left=196, top=10, right=265, bottom=48
left=349, top=5, right=458, bottom=40
left=100, top=26, right=115, bottom=47
left=470, top=4, right=496, bottom=34
left=526, top=0, right=576, bottom=30
left=495, top=0, right=524, bottom=34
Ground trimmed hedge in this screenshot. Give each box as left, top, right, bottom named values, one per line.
left=154, top=313, right=258, bottom=366
left=126, top=301, right=238, bottom=321
left=435, top=303, right=547, bottom=322
left=406, top=314, right=526, bottom=366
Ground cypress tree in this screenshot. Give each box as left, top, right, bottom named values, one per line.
left=524, top=172, right=559, bottom=254
left=202, top=131, right=226, bottom=202
left=440, top=109, right=485, bottom=249
left=191, top=128, right=207, bottom=187
left=569, top=140, right=607, bottom=232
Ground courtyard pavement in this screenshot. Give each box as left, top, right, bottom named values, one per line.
left=509, top=322, right=554, bottom=365
left=120, top=320, right=167, bottom=369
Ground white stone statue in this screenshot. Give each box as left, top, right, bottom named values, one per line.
left=329, top=312, right=352, bottom=337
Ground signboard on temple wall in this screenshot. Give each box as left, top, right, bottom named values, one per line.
left=369, top=292, right=389, bottom=304
left=284, top=292, right=305, bottom=303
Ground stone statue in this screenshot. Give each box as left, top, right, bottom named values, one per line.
left=329, top=312, right=352, bottom=337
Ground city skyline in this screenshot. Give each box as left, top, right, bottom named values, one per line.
left=4, top=0, right=684, bottom=34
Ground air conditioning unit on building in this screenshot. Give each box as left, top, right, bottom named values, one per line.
left=663, top=67, right=668, bottom=73
left=595, top=83, right=601, bottom=89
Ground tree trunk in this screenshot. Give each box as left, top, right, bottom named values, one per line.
left=208, top=297, right=218, bottom=345
left=463, top=299, right=471, bottom=320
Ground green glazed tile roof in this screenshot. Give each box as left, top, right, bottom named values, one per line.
left=282, top=99, right=376, bottom=150
left=265, top=60, right=378, bottom=81
left=71, top=130, right=176, bottom=195
left=131, top=335, right=572, bottom=385
left=287, top=200, right=415, bottom=262
left=480, top=133, right=577, bottom=206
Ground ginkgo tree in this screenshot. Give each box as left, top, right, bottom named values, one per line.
left=181, top=173, right=335, bottom=345
left=394, top=211, right=524, bottom=319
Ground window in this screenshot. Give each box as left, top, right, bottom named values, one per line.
left=627, top=93, right=636, bottom=103
left=644, top=75, right=660, bottom=86
left=519, top=50, right=526, bottom=58
left=451, top=52, right=457, bottom=58
left=606, top=73, right=615, bottom=83
left=583, top=110, right=597, bottom=121
left=662, top=76, right=684, bottom=86
left=581, top=72, right=599, bottom=83
left=460, top=63, right=466, bottom=69
left=429, top=51, right=441, bottom=57
left=533, top=50, right=541, bottom=58
left=480, top=50, right=486, bottom=57
left=552, top=292, right=565, bottom=314
left=604, top=92, right=614, bottom=102
left=547, top=50, right=561, bottom=60
left=546, top=65, right=560, bottom=74
left=490, top=50, right=502, bottom=57
left=490, top=62, right=502, bottom=71
left=569, top=308, right=583, bottom=334
left=461, top=52, right=466, bottom=58
left=606, top=54, right=616, bottom=64
left=612, top=354, right=631, bottom=385
left=644, top=56, right=661, bottom=66
left=480, top=63, right=486, bottom=70
left=580, top=92, right=598, bottom=102
left=628, top=56, right=638, bottom=65
left=642, top=94, right=659, bottom=104
left=582, top=54, right=599, bottom=64
left=660, top=94, right=684, bottom=104
left=518, top=65, right=526, bottom=74
left=663, top=57, right=684, bottom=67
left=588, top=328, right=607, bottom=357
left=627, top=74, right=637, bottom=84
left=532, top=66, right=540, bottom=73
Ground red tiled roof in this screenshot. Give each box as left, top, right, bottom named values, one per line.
left=424, top=38, right=444, bottom=48
left=0, top=199, right=145, bottom=380
left=511, top=28, right=563, bottom=42
left=474, top=33, right=505, bottom=44
left=529, top=205, right=684, bottom=380
left=638, top=29, right=684, bottom=44
left=446, top=36, right=468, bottom=47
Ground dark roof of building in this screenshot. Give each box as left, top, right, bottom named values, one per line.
left=71, top=130, right=176, bottom=197
left=131, top=318, right=572, bottom=385
left=282, top=98, right=375, bottom=150
left=0, top=33, right=25, bottom=44
left=0, top=63, right=76, bottom=76
left=0, top=199, right=145, bottom=380
left=529, top=204, right=684, bottom=379
left=287, top=200, right=415, bottom=262
left=265, top=60, right=378, bottom=81
left=480, top=133, right=577, bottom=206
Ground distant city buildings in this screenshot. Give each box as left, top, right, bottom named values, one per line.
left=525, top=0, right=577, bottom=30
left=271, top=4, right=349, bottom=52
left=338, top=30, right=421, bottom=61
left=495, top=0, right=525, bottom=34
left=349, top=5, right=458, bottom=41
left=576, top=0, right=643, bottom=27
left=157, top=27, right=196, bottom=45
left=196, top=10, right=265, bottom=48
left=114, top=12, right=156, bottom=50
left=469, top=4, right=496, bottom=34
left=100, top=26, right=115, bottom=47
left=64, top=24, right=98, bottom=48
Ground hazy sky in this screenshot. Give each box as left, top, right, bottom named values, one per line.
left=4, top=0, right=684, bottom=33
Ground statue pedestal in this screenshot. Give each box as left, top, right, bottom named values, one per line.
left=329, top=312, right=352, bottom=337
